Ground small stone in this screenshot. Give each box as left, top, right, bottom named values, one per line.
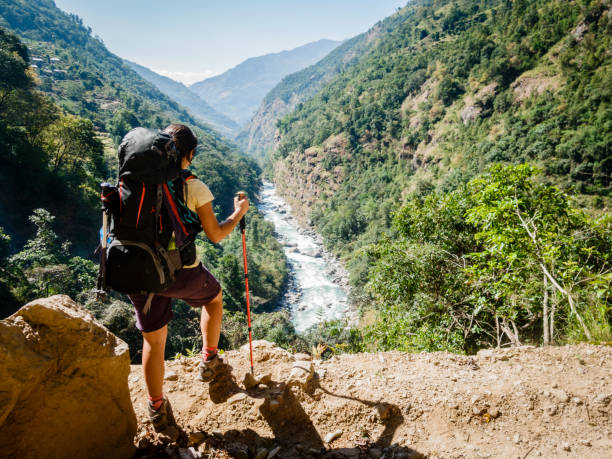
left=378, top=354, right=385, bottom=363
left=255, top=448, right=268, bottom=459
left=267, top=446, right=281, bottom=458
left=243, top=372, right=259, bottom=389
left=572, top=397, right=583, bottom=405
left=325, top=429, right=343, bottom=443
left=259, top=373, right=272, bottom=385
left=579, top=439, right=591, bottom=447
left=513, top=433, right=520, bottom=444
left=551, top=389, right=570, bottom=403
left=165, top=371, right=179, bottom=381
left=188, top=432, right=206, bottom=446
left=489, top=407, right=500, bottom=418
left=562, top=442, right=571, bottom=452
left=473, top=406, right=486, bottom=415
left=260, top=384, right=269, bottom=390
left=288, top=360, right=314, bottom=388
left=227, top=392, right=248, bottom=404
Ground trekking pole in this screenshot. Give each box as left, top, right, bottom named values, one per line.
left=237, top=192, right=254, bottom=374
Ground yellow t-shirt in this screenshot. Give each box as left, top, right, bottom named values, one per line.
left=185, top=178, right=214, bottom=212
left=170, top=178, right=214, bottom=268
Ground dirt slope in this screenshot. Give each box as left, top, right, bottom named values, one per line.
left=129, top=341, right=612, bottom=458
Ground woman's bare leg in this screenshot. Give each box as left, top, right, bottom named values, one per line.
left=201, top=289, right=223, bottom=348
left=142, top=325, right=168, bottom=398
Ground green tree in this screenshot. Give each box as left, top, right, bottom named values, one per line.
left=465, top=164, right=611, bottom=343
left=41, top=115, right=104, bottom=173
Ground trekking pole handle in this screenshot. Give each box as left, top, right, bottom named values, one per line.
left=237, top=191, right=246, bottom=231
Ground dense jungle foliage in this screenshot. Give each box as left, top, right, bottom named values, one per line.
left=271, top=0, right=611, bottom=351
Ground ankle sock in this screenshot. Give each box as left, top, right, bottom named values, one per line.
left=203, top=346, right=218, bottom=362
left=148, top=394, right=164, bottom=411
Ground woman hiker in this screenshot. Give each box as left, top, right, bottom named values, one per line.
left=127, top=123, right=249, bottom=439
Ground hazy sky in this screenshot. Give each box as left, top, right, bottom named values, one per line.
left=54, top=0, right=407, bottom=85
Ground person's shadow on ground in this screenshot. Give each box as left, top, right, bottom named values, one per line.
left=204, top=366, right=423, bottom=458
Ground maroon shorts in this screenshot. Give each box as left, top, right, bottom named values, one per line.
left=128, top=263, right=221, bottom=333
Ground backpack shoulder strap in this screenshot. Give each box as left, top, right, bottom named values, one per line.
left=182, top=169, right=197, bottom=182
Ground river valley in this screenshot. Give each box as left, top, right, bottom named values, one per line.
left=258, top=181, right=350, bottom=333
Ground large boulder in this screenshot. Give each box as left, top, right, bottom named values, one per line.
left=0, top=295, right=136, bottom=458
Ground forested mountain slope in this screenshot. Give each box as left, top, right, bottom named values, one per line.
left=238, top=11, right=417, bottom=159
left=271, top=0, right=611, bottom=351
left=125, top=60, right=241, bottom=138
left=189, top=39, right=340, bottom=126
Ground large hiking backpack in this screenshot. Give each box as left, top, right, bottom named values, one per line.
left=98, top=127, right=201, bottom=298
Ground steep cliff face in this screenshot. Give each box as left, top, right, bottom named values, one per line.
left=273, top=135, right=349, bottom=226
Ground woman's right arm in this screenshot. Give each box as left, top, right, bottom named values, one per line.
left=196, top=196, right=249, bottom=244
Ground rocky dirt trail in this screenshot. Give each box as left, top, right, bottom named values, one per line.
left=129, top=341, right=612, bottom=458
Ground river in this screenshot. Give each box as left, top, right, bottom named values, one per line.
left=258, top=181, right=350, bottom=333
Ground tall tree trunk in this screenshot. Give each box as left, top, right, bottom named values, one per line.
left=539, top=263, right=592, bottom=341
left=515, top=209, right=592, bottom=340
left=543, top=274, right=549, bottom=345
left=495, top=313, right=501, bottom=348
left=550, top=291, right=556, bottom=343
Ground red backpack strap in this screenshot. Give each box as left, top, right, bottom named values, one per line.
left=181, top=169, right=197, bottom=182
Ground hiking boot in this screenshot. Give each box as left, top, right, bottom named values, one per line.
left=198, top=354, right=229, bottom=383
left=147, top=397, right=179, bottom=442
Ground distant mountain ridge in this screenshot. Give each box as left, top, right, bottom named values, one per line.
left=236, top=32, right=379, bottom=159
left=189, top=39, right=341, bottom=126
left=237, top=9, right=420, bottom=158
left=125, top=60, right=240, bottom=137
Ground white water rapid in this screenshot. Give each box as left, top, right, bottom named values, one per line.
left=258, top=181, right=350, bottom=333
